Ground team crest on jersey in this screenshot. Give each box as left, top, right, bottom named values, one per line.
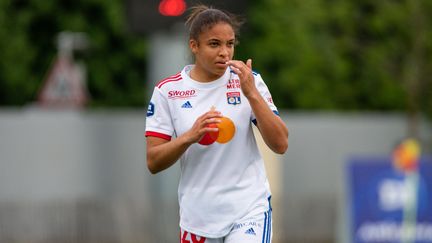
left=147, top=102, right=155, bottom=117
left=227, top=92, right=241, bottom=105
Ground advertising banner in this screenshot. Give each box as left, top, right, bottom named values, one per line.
left=347, top=156, right=432, bottom=243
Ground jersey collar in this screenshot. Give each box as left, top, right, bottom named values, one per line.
left=182, top=65, right=230, bottom=90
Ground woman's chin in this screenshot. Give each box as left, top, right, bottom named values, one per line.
left=214, top=65, right=228, bottom=75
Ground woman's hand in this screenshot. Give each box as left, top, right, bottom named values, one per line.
left=146, top=108, right=223, bottom=174
left=226, top=59, right=258, bottom=98
left=183, top=109, right=222, bottom=145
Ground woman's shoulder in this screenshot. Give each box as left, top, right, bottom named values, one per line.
left=155, top=72, right=183, bottom=89
left=155, top=65, right=193, bottom=89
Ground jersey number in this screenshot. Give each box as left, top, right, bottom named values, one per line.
left=181, top=231, right=206, bottom=243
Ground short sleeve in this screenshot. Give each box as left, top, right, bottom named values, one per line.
left=251, top=73, right=279, bottom=125
left=145, top=87, right=174, bottom=140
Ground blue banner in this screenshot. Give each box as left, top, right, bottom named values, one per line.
left=347, top=156, right=432, bottom=243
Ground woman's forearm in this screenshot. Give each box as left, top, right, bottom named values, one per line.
left=146, top=135, right=192, bottom=174
left=247, top=92, right=288, bottom=154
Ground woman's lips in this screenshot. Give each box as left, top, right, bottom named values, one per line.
left=215, top=61, right=228, bottom=68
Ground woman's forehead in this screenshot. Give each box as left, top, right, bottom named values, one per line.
left=199, top=22, right=235, bottom=40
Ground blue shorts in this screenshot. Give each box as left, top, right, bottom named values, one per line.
left=180, top=207, right=273, bottom=243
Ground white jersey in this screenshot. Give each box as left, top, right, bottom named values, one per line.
left=145, top=65, right=278, bottom=238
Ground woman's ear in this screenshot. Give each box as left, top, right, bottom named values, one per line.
left=189, top=39, right=198, bottom=54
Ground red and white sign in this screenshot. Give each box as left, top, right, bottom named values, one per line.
left=38, top=55, right=88, bottom=108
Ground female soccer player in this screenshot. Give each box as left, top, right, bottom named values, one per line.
left=145, top=5, right=288, bottom=243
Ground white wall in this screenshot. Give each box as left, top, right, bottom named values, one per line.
left=278, top=112, right=432, bottom=243
left=0, top=108, right=430, bottom=242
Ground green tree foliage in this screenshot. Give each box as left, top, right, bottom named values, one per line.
left=0, top=0, right=147, bottom=107
left=1, top=0, right=431, bottom=115
left=237, top=0, right=432, bottom=116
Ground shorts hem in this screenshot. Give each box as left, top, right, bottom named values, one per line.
left=179, top=223, right=230, bottom=239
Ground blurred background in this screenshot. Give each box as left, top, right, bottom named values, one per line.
left=0, top=0, right=431, bottom=242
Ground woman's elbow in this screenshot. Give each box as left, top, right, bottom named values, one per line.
left=146, top=156, right=160, bottom=174
left=271, top=136, right=288, bottom=154
left=147, top=163, right=157, bottom=174
left=273, top=126, right=288, bottom=154
left=273, top=141, right=288, bottom=154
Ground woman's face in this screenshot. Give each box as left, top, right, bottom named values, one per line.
left=190, top=22, right=235, bottom=81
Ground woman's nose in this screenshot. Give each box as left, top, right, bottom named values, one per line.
left=219, top=46, right=229, bottom=57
